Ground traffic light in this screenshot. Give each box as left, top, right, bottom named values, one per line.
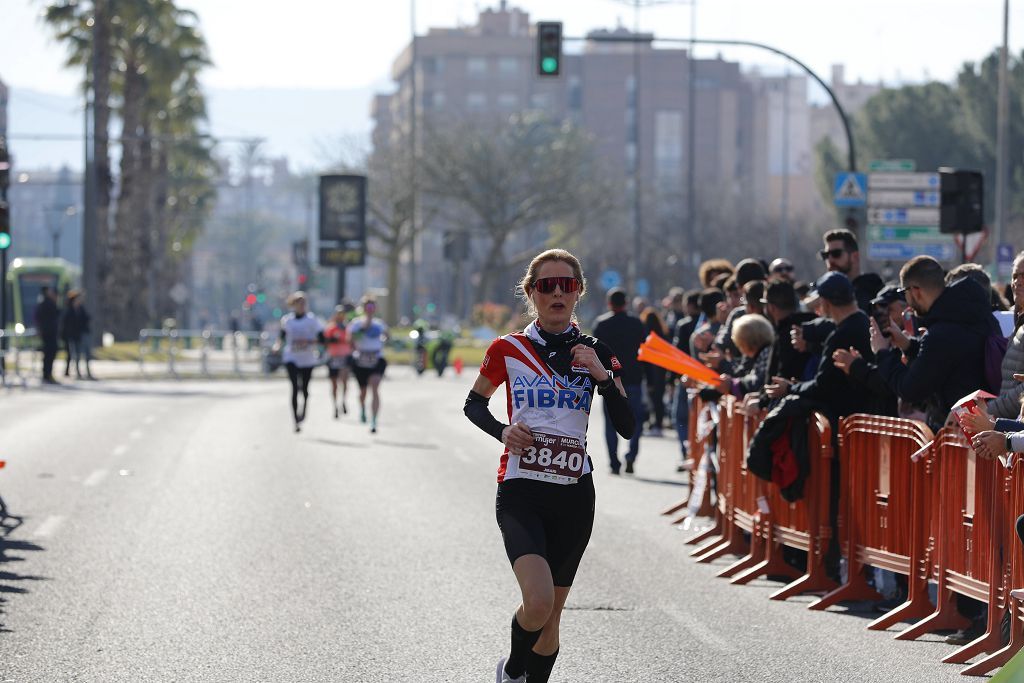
left=245, top=293, right=257, bottom=306
left=0, top=200, right=9, bottom=250
left=939, top=168, right=984, bottom=234
left=256, top=292, right=266, bottom=304
left=0, top=137, right=9, bottom=192
left=297, top=273, right=308, bottom=286
left=536, top=22, right=562, bottom=77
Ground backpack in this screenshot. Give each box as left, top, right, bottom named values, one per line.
left=984, top=332, right=1010, bottom=394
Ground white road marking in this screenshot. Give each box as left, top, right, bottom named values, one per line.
left=664, top=609, right=730, bottom=651
left=112, top=444, right=128, bottom=456
left=32, top=515, right=65, bottom=538
left=129, top=429, right=143, bottom=440
left=83, top=469, right=108, bottom=487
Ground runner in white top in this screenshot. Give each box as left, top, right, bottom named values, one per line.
left=347, top=296, right=388, bottom=433
left=275, top=291, right=325, bottom=433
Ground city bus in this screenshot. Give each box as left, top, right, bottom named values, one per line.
left=4, top=257, right=81, bottom=332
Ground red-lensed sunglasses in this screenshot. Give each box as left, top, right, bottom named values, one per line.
left=533, top=276, right=581, bottom=294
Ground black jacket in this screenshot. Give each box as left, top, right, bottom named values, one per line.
left=876, top=277, right=999, bottom=431
left=768, top=311, right=817, bottom=381
left=34, top=297, right=60, bottom=341
left=592, top=310, right=647, bottom=386
left=673, top=315, right=698, bottom=356
left=853, top=272, right=885, bottom=314
left=747, top=394, right=824, bottom=502
left=790, top=309, right=875, bottom=421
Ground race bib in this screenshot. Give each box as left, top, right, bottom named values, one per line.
left=355, top=350, right=380, bottom=368
left=516, top=432, right=587, bottom=484
left=327, top=356, right=347, bottom=370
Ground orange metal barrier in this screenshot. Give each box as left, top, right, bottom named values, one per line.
left=809, top=414, right=934, bottom=613
left=759, top=411, right=838, bottom=600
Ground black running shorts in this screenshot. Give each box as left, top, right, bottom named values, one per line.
left=349, top=356, right=387, bottom=388
left=495, top=473, right=595, bottom=587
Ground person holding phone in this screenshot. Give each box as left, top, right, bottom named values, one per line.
left=463, top=249, right=634, bottom=683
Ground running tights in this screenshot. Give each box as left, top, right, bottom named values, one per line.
left=286, top=362, right=313, bottom=422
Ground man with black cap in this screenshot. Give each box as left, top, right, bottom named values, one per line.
left=761, top=279, right=816, bottom=384
left=592, top=288, right=647, bottom=474
left=765, top=271, right=874, bottom=421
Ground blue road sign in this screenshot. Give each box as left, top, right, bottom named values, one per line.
left=867, top=241, right=956, bottom=262
left=998, top=243, right=1015, bottom=277
left=834, top=172, right=867, bottom=207
left=636, top=278, right=650, bottom=298
left=599, top=269, right=621, bottom=290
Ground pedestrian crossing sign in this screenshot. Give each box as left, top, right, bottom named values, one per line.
left=834, top=172, right=867, bottom=207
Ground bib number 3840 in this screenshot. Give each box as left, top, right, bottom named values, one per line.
left=517, top=432, right=586, bottom=484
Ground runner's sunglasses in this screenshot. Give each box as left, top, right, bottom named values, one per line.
left=533, top=276, right=581, bottom=294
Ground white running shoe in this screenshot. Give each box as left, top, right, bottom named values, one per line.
left=495, top=657, right=525, bottom=683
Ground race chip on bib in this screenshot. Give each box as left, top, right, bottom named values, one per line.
left=516, top=431, right=587, bottom=484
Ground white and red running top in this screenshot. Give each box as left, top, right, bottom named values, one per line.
left=479, top=321, right=619, bottom=485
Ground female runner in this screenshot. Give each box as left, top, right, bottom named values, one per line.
left=324, top=305, right=353, bottom=418
left=463, top=249, right=635, bottom=683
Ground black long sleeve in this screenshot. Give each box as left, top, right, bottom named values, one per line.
left=464, top=390, right=507, bottom=443
left=600, top=381, right=636, bottom=439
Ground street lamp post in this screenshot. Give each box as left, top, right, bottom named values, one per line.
left=994, top=0, right=1010, bottom=269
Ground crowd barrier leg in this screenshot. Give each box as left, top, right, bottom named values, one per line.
left=966, top=598, right=1024, bottom=677
left=942, top=563, right=1007, bottom=665
left=692, top=519, right=747, bottom=564
left=729, top=513, right=802, bottom=586
left=891, top=583, right=968, bottom=640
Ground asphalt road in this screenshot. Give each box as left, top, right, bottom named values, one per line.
left=0, top=367, right=987, bottom=681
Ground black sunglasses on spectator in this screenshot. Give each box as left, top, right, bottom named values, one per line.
left=772, top=265, right=794, bottom=273
left=819, top=248, right=845, bottom=260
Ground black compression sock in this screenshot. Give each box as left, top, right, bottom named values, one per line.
left=526, top=648, right=559, bottom=683
left=505, top=614, right=542, bottom=679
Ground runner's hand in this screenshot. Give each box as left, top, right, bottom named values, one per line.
left=502, top=421, right=534, bottom=455
left=570, top=344, right=608, bottom=381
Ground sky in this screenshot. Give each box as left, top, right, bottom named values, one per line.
left=1, top=0, right=1022, bottom=169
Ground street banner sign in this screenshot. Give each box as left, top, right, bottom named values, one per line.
left=319, top=174, right=367, bottom=243
left=833, top=172, right=867, bottom=207
left=319, top=174, right=367, bottom=268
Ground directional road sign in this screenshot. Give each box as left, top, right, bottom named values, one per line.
left=867, top=225, right=951, bottom=242
left=868, top=172, right=939, bottom=190
left=867, top=241, right=956, bottom=261
left=833, top=172, right=867, bottom=207
left=868, top=159, right=916, bottom=172
left=867, top=190, right=939, bottom=208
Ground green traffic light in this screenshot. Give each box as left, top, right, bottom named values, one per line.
left=0, top=233, right=10, bottom=250
left=541, top=57, right=558, bottom=74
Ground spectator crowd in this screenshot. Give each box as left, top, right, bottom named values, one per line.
left=588, top=227, right=1024, bottom=646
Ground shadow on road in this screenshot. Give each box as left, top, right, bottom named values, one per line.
left=0, top=536, right=49, bottom=635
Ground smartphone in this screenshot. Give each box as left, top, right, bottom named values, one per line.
left=902, top=309, right=915, bottom=336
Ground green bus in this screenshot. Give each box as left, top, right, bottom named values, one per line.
left=4, top=257, right=81, bottom=332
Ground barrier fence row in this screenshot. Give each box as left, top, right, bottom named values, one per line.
left=665, top=394, right=1024, bottom=677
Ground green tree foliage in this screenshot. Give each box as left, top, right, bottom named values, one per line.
left=816, top=48, right=1024, bottom=227
left=43, top=0, right=215, bottom=338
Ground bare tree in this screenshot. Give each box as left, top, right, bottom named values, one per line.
left=419, top=113, right=615, bottom=306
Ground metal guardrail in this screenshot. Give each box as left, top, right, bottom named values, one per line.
left=137, top=329, right=274, bottom=378
left=0, top=328, right=39, bottom=388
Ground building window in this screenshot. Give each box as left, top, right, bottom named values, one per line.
left=467, top=92, right=487, bottom=110
left=530, top=92, right=550, bottom=109
left=421, top=56, right=444, bottom=75
left=498, top=93, right=519, bottom=109
left=467, top=57, right=488, bottom=77
left=498, top=57, right=519, bottom=77
left=426, top=92, right=446, bottom=110
left=655, top=110, right=683, bottom=184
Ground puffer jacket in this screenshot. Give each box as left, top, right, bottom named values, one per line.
left=990, top=323, right=1024, bottom=419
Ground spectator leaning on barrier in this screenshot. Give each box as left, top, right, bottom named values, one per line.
left=690, top=288, right=727, bottom=357
left=820, top=228, right=884, bottom=314
left=761, top=278, right=816, bottom=385
left=986, top=252, right=1024, bottom=419
left=875, top=256, right=999, bottom=432
left=670, top=290, right=702, bottom=470
left=716, top=313, right=775, bottom=398
left=715, top=259, right=768, bottom=362
left=765, top=271, right=874, bottom=423
left=592, top=288, right=648, bottom=475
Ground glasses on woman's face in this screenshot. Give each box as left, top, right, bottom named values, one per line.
left=533, top=276, right=580, bottom=295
